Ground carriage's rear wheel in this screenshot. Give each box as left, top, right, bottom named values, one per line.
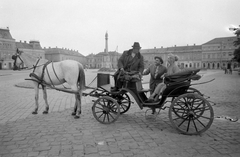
left=114, top=93, right=131, bottom=114
left=187, top=87, right=202, bottom=96
left=172, top=88, right=204, bottom=119
left=169, top=93, right=214, bottom=135
left=92, top=96, right=120, bottom=124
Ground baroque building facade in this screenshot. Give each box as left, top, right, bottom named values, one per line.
left=0, top=27, right=87, bottom=70
left=0, top=28, right=16, bottom=69
left=86, top=51, right=121, bottom=69
left=141, top=45, right=202, bottom=69
left=202, top=37, right=238, bottom=69
left=44, top=47, right=86, bottom=65
left=1, top=27, right=238, bottom=70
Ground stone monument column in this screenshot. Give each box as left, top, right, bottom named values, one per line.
left=103, top=32, right=112, bottom=69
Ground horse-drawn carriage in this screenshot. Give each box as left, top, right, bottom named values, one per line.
left=12, top=50, right=215, bottom=135
left=85, top=69, right=215, bottom=135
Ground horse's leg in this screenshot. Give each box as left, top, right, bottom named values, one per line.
left=32, top=82, right=40, bottom=114
left=71, top=99, right=77, bottom=116
left=42, top=85, right=49, bottom=114
left=70, top=84, right=82, bottom=119
left=74, top=91, right=82, bottom=119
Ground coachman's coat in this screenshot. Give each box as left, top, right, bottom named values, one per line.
left=118, top=49, right=144, bottom=73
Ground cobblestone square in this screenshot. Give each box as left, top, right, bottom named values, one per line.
left=0, top=69, right=239, bottom=157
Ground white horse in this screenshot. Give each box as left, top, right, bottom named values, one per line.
left=12, top=49, right=86, bottom=119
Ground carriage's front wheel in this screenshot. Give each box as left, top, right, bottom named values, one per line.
left=169, top=93, right=214, bottom=135
left=92, top=96, right=120, bottom=124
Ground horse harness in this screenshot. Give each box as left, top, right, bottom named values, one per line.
left=29, top=60, right=67, bottom=89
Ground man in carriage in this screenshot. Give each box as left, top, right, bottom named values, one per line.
left=113, top=42, right=144, bottom=90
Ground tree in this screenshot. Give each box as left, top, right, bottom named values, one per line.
left=233, top=29, right=240, bottom=63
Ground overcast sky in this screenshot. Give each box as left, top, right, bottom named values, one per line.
left=1, top=0, right=240, bottom=56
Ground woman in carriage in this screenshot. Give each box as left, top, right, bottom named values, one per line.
left=148, top=53, right=181, bottom=102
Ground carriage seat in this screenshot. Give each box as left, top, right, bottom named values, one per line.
left=161, top=69, right=201, bottom=97
left=164, top=68, right=201, bottom=86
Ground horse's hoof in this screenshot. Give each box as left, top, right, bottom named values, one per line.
left=74, top=115, right=80, bottom=119
left=43, top=111, right=48, bottom=114
left=32, top=111, right=38, bottom=114
left=71, top=112, right=76, bottom=116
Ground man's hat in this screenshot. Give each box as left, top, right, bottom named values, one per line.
left=154, top=56, right=163, bottom=64
left=132, top=42, right=141, bottom=49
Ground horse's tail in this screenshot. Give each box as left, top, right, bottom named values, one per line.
left=78, top=63, right=86, bottom=91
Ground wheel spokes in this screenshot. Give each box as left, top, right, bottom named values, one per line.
left=169, top=93, right=214, bottom=135
left=92, top=97, right=120, bottom=124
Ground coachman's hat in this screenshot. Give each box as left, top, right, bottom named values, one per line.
left=132, top=42, right=141, bottom=49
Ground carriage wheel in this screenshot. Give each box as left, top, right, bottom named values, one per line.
left=114, top=93, right=131, bottom=114
left=92, top=96, right=120, bottom=124
left=187, top=87, right=202, bottom=96
left=172, top=88, right=204, bottom=119
left=169, top=93, right=214, bottom=135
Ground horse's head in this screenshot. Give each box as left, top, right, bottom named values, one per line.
left=12, top=49, right=24, bottom=70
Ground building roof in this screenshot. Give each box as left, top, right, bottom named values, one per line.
left=141, top=45, right=201, bottom=54
left=0, top=28, right=14, bottom=40
left=16, top=41, right=36, bottom=49
left=45, top=48, right=85, bottom=57
left=203, top=36, right=237, bottom=45
left=141, top=47, right=167, bottom=54
left=166, top=45, right=202, bottom=52
left=95, top=51, right=121, bottom=56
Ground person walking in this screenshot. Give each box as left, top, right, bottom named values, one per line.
left=227, top=61, right=232, bottom=74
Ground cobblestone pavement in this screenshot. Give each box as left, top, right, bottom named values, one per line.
left=0, top=69, right=240, bottom=157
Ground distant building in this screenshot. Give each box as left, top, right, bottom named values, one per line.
left=16, top=40, right=45, bottom=58
left=87, top=51, right=120, bottom=69
left=44, top=47, right=86, bottom=65
left=202, top=36, right=238, bottom=69
left=0, top=27, right=87, bottom=70
left=140, top=47, right=167, bottom=67
left=141, top=44, right=202, bottom=69
left=0, top=27, right=16, bottom=69
left=1, top=27, right=239, bottom=70
left=141, top=37, right=238, bottom=70
left=165, top=44, right=202, bottom=69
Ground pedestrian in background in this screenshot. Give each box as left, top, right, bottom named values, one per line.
left=227, top=61, right=232, bottom=74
